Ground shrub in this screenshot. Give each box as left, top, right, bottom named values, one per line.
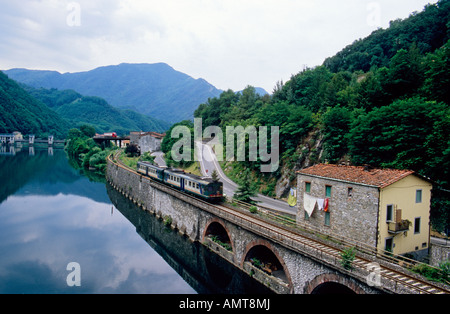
left=340, top=247, right=356, bottom=270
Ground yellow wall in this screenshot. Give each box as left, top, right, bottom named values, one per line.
left=378, top=175, right=432, bottom=255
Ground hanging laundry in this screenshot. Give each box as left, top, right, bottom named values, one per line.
left=304, top=193, right=317, bottom=216
left=288, top=188, right=297, bottom=207
left=324, top=198, right=329, bottom=212
left=317, top=199, right=325, bottom=211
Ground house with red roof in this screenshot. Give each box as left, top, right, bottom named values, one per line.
left=297, top=164, right=432, bottom=258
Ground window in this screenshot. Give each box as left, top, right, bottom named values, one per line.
left=416, top=190, right=422, bottom=203
left=414, top=217, right=421, bottom=234
left=325, top=185, right=332, bottom=197
left=386, top=205, right=394, bottom=222
left=324, top=212, right=331, bottom=226
left=385, top=238, right=393, bottom=253
left=347, top=187, right=353, bottom=198
left=305, top=182, right=311, bottom=193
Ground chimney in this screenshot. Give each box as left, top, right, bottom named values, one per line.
left=396, top=209, right=402, bottom=223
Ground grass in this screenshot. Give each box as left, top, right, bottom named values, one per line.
left=118, top=151, right=139, bottom=169
left=182, top=162, right=202, bottom=176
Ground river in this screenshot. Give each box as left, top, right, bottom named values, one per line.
left=0, top=148, right=272, bottom=294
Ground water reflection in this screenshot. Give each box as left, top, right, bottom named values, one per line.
left=107, top=184, right=274, bottom=294
left=0, top=149, right=195, bottom=294
left=0, top=149, right=273, bottom=294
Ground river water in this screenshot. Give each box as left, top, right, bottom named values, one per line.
left=0, top=148, right=272, bottom=294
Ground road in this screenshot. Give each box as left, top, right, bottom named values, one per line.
left=151, top=151, right=167, bottom=167
left=431, top=236, right=450, bottom=247
left=195, top=141, right=296, bottom=215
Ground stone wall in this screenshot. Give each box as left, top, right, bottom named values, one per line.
left=430, top=243, right=450, bottom=267
left=297, top=174, right=380, bottom=248
left=139, top=135, right=161, bottom=153
left=105, top=156, right=388, bottom=294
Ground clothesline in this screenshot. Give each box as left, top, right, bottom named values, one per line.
left=304, top=194, right=329, bottom=216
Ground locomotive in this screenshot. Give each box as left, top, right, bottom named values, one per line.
left=137, top=161, right=223, bottom=202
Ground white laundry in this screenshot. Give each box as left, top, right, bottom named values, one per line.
left=317, top=199, right=325, bottom=211
left=303, top=194, right=317, bottom=216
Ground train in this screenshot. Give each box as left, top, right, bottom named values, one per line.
left=137, top=161, right=224, bottom=202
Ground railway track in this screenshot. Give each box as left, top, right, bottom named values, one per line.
left=108, top=152, right=449, bottom=294
left=215, top=202, right=449, bottom=294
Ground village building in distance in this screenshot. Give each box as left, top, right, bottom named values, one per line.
left=297, top=164, right=433, bottom=260
left=129, top=131, right=165, bottom=154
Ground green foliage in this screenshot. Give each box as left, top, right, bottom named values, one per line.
left=161, top=120, right=195, bottom=168
left=211, top=169, right=219, bottom=182
left=7, top=63, right=223, bottom=124
left=348, top=98, right=449, bottom=181
left=321, top=106, right=352, bottom=163
left=65, top=125, right=115, bottom=174
left=340, top=247, right=356, bottom=270
left=140, top=152, right=156, bottom=164
left=422, top=39, right=450, bottom=103
left=0, top=71, right=69, bottom=138
left=26, top=87, right=171, bottom=135
left=323, top=1, right=449, bottom=73
left=210, top=235, right=232, bottom=251
left=234, top=169, right=258, bottom=204
left=412, top=261, right=450, bottom=284
left=163, top=215, right=173, bottom=228
left=125, top=143, right=140, bottom=157
left=190, top=2, right=450, bottom=233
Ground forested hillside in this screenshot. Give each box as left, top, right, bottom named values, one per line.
left=0, top=71, right=69, bottom=139
left=5, top=63, right=223, bottom=123
left=194, top=0, right=450, bottom=232
left=25, top=87, right=171, bottom=135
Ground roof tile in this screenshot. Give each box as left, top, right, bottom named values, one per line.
left=297, top=164, right=415, bottom=188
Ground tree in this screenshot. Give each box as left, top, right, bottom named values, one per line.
left=234, top=169, right=258, bottom=204
left=422, top=40, right=450, bottom=104
left=161, top=120, right=195, bottom=168
left=322, top=106, right=352, bottom=163
left=79, top=124, right=96, bottom=138
left=211, top=169, right=220, bottom=182
left=125, top=143, right=140, bottom=157
left=387, top=44, right=425, bottom=99
left=348, top=97, right=449, bottom=179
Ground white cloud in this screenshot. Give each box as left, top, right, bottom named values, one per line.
left=0, top=0, right=439, bottom=92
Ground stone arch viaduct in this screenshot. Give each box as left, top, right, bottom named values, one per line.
left=106, top=154, right=449, bottom=295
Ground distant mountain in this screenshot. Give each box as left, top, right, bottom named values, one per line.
left=5, top=63, right=223, bottom=123
left=24, top=86, right=171, bottom=135
left=239, top=87, right=269, bottom=96
left=0, top=71, right=69, bottom=139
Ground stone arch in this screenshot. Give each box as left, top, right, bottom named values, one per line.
left=202, top=218, right=234, bottom=252
left=305, top=273, right=365, bottom=294
left=242, top=239, right=293, bottom=292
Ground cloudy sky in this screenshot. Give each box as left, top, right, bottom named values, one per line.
left=0, top=0, right=438, bottom=92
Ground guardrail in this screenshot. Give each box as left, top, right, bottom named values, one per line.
left=231, top=198, right=449, bottom=288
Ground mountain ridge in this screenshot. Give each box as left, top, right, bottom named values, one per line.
left=4, top=63, right=222, bottom=123
left=4, top=63, right=269, bottom=124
